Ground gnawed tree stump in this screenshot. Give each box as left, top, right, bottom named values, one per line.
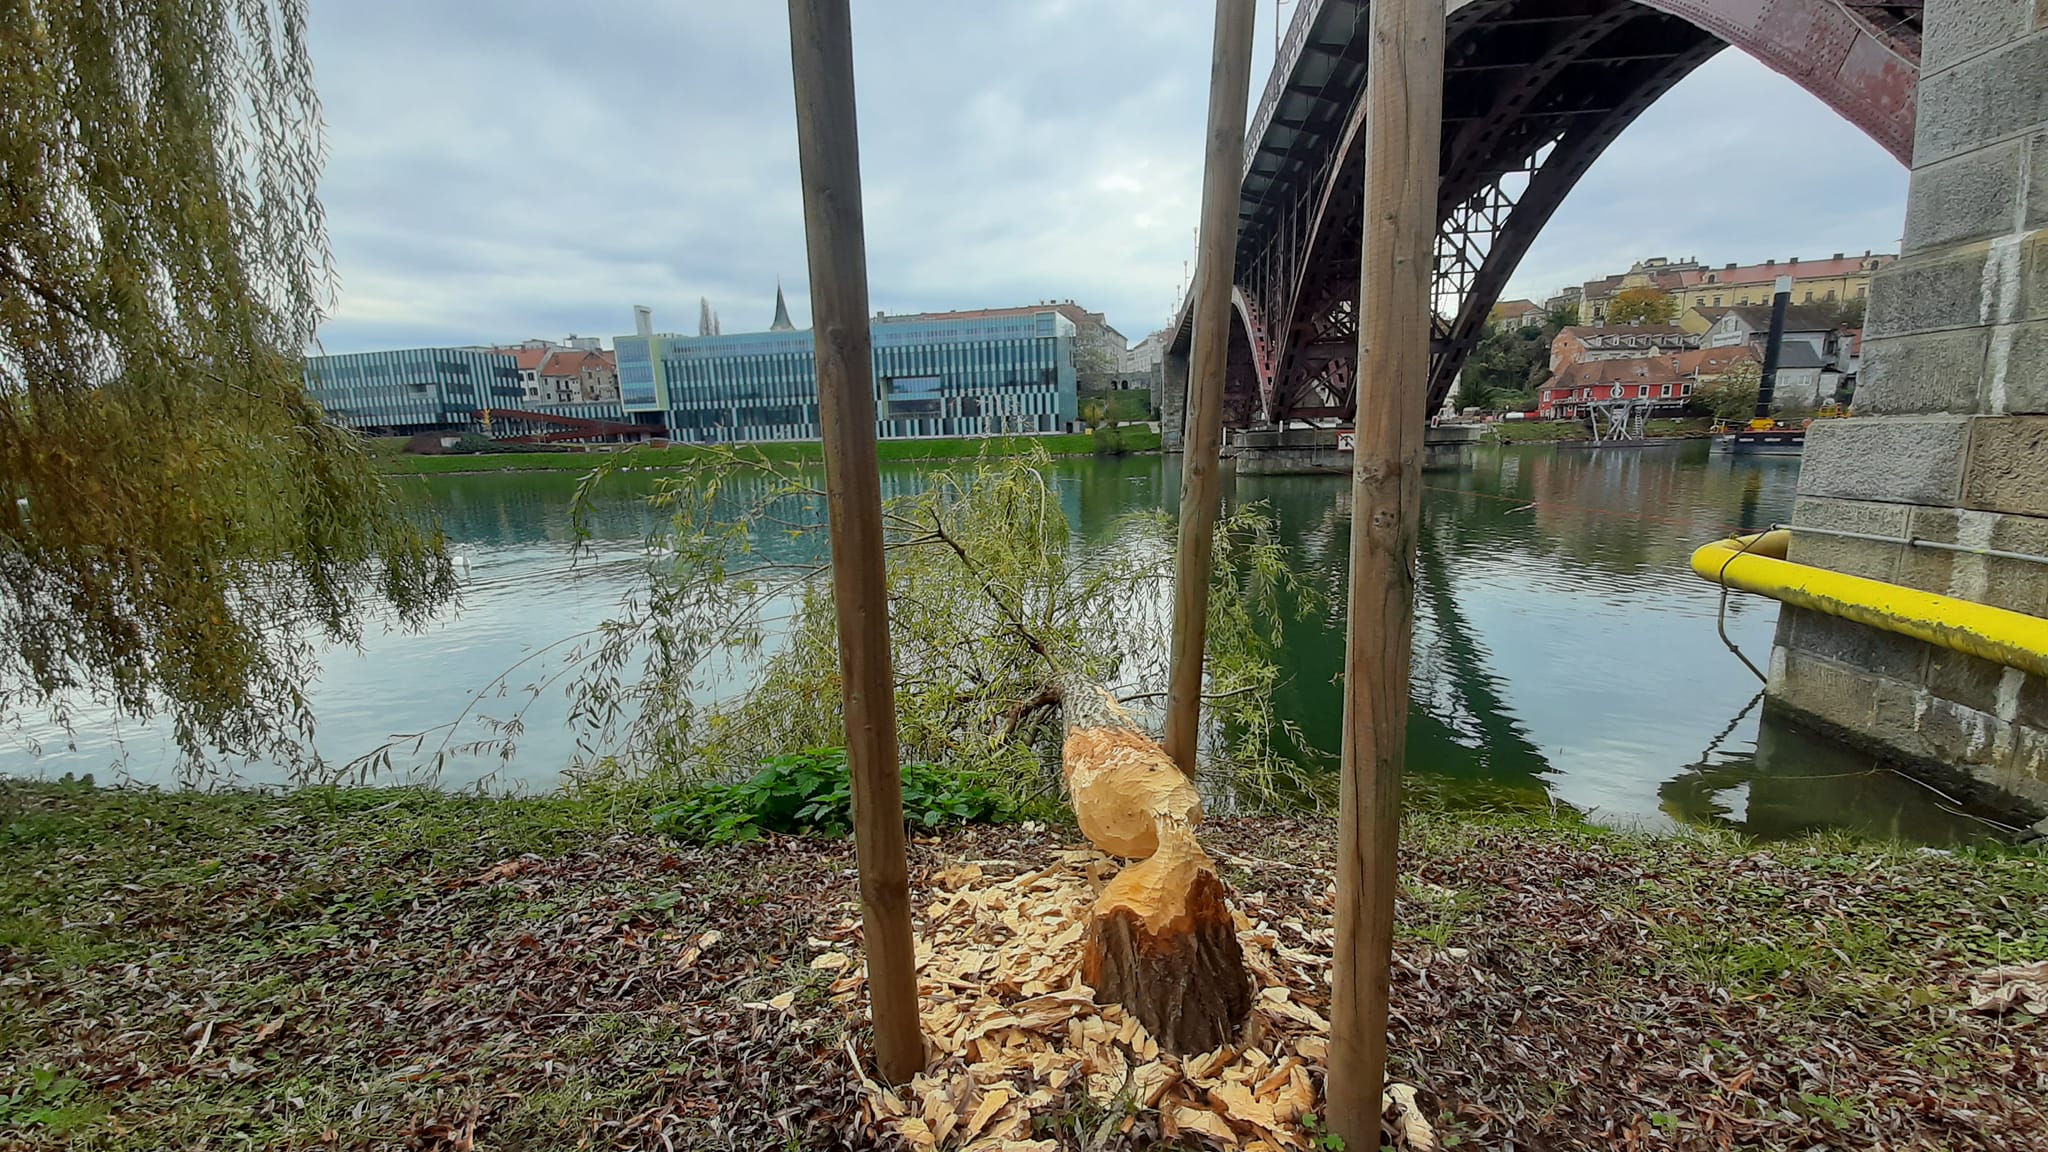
left=1062, top=689, right=1251, bottom=1054
left=1084, top=823, right=1253, bottom=1054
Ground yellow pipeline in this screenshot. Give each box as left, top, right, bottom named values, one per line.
left=1691, top=530, right=2048, bottom=679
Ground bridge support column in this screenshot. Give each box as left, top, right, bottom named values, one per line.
left=1774, top=0, right=2048, bottom=829
left=1160, top=342, right=1190, bottom=453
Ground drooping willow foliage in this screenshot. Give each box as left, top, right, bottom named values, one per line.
left=527, top=448, right=1323, bottom=811
left=0, top=1, right=455, bottom=769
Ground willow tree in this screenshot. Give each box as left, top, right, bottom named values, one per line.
left=0, top=1, right=454, bottom=769
left=498, top=448, right=1317, bottom=810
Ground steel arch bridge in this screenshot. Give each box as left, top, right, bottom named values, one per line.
left=1163, top=0, right=1921, bottom=436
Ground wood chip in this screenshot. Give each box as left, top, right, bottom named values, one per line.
left=1174, top=1105, right=1237, bottom=1142
left=1384, top=1083, right=1435, bottom=1151
left=965, top=1086, right=1011, bottom=1139
left=1130, top=1060, right=1179, bottom=1108
left=1211, top=1082, right=1277, bottom=1131
left=896, top=1116, right=936, bottom=1151
left=852, top=843, right=1389, bottom=1151
left=934, top=863, right=984, bottom=890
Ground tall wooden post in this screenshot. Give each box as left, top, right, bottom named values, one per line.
left=1325, top=0, right=1442, bottom=1140
left=785, top=0, right=924, bottom=1086
left=1163, top=0, right=1256, bottom=776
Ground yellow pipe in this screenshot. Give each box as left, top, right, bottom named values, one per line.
left=1691, top=530, right=2048, bottom=680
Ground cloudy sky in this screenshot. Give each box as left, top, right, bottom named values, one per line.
left=305, top=1, right=1909, bottom=354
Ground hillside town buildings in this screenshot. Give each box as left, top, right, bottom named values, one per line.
left=1667, top=253, right=1892, bottom=312
left=1503, top=249, right=1888, bottom=419
left=1572, top=252, right=1893, bottom=324
left=1488, top=298, right=1548, bottom=329
left=1694, top=303, right=1846, bottom=406
left=1538, top=345, right=1759, bottom=420
left=1549, top=324, right=1697, bottom=371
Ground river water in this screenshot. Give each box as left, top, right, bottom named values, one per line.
left=3, top=443, right=2017, bottom=844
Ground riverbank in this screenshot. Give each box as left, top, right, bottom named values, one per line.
left=375, top=428, right=1162, bottom=475
left=1489, top=416, right=1712, bottom=443
left=4, top=781, right=2042, bottom=1150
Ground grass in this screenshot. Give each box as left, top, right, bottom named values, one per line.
left=1082, top=388, right=1153, bottom=424
left=1489, top=416, right=1712, bottom=443
left=377, top=427, right=1163, bottom=474
left=2, top=779, right=2042, bottom=1150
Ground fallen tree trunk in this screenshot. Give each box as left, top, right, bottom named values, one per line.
left=1062, top=687, right=1251, bottom=1054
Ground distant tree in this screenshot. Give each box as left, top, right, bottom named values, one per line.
left=1546, top=302, right=1581, bottom=329
left=1810, top=297, right=1867, bottom=330
left=1608, top=287, right=1677, bottom=326
left=1692, top=360, right=1763, bottom=422
left=0, top=0, right=457, bottom=771
left=1073, top=340, right=1119, bottom=396
left=1460, top=320, right=1553, bottom=412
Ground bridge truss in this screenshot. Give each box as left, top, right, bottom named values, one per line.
left=1168, top=0, right=1921, bottom=434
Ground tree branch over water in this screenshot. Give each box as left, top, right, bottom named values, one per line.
left=0, top=0, right=457, bottom=776
left=534, top=446, right=1323, bottom=809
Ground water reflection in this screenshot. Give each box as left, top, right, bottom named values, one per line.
left=5, top=446, right=2026, bottom=843
left=1233, top=441, right=2019, bottom=841
left=1660, top=695, right=2009, bottom=845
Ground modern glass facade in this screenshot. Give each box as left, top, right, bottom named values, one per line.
left=612, top=310, right=1079, bottom=442
left=305, top=348, right=523, bottom=432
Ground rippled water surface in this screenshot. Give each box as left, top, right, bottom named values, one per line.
left=5, top=442, right=2015, bottom=844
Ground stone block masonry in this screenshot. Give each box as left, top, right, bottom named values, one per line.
left=1160, top=342, right=1190, bottom=453
left=1773, top=0, right=2048, bottom=831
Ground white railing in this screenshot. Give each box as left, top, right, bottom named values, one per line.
left=1244, top=0, right=1328, bottom=174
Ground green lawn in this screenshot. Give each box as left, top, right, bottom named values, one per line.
left=1490, top=416, right=1712, bottom=443
left=377, top=427, right=1161, bottom=474
left=1094, top=390, right=1153, bottom=423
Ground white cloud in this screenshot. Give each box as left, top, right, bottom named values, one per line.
left=304, top=2, right=1909, bottom=353
left=1503, top=49, right=1909, bottom=305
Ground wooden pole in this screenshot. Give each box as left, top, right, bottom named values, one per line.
left=1163, top=0, right=1257, bottom=776
left=785, top=0, right=923, bottom=1087
left=1325, top=0, right=1442, bottom=1139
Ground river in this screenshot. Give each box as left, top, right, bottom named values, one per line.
left=3, top=442, right=2019, bottom=844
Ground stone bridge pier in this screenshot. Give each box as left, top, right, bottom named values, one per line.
left=1775, top=0, right=2048, bottom=823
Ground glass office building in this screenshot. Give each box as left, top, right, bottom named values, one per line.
left=613, top=309, right=1079, bottom=442
left=305, top=348, right=523, bottom=433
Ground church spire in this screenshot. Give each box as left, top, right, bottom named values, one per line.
left=769, top=278, right=795, bottom=331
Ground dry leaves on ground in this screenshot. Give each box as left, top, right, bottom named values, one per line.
left=822, top=847, right=1434, bottom=1151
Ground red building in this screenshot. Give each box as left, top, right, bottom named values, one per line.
left=1538, top=346, right=1757, bottom=420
